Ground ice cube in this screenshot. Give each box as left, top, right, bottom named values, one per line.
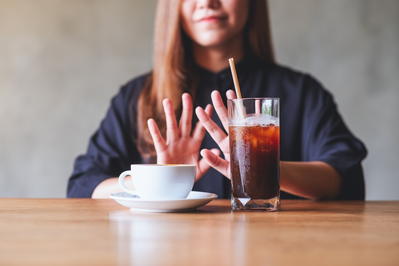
left=229, top=114, right=279, bottom=126
left=245, top=114, right=279, bottom=126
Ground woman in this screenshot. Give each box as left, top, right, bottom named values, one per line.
left=68, top=0, right=367, bottom=200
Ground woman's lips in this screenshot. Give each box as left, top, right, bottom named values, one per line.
left=198, top=15, right=227, bottom=23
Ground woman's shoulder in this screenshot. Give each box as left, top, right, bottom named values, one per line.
left=260, top=61, right=333, bottom=100
left=257, top=61, right=320, bottom=89
left=105, top=72, right=151, bottom=117
left=118, top=72, right=151, bottom=99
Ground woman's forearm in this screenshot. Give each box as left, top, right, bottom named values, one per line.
left=92, top=177, right=135, bottom=199
left=91, top=162, right=341, bottom=200
left=280, top=161, right=342, bottom=200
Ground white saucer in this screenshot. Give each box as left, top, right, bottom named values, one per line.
left=110, top=191, right=218, bottom=213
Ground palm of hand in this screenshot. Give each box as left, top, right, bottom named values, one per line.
left=147, top=93, right=215, bottom=181
left=195, top=90, right=237, bottom=179
left=157, top=135, right=202, bottom=166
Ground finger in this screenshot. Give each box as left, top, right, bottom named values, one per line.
left=179, top=93, right=193, bottom=138
left=200, top=149, right=230, bottom=179
left=211, top=91, right=229, bottom=132
left=195, top=149, right=221, bottom=181
left=192, top=104, right=213, bottom=141
left=226, top=90, right=237, bottom=100
left=147, top=118, right=167, bottom=153
left=163, top=98, right=179, bottom=143
left=195, top=106, right=227, bottom=144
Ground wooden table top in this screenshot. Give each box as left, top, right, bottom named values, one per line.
left=0, top=199, right=398, bottom=266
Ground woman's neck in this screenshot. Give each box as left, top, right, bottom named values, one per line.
left=192, top=35, right=245, bottom=73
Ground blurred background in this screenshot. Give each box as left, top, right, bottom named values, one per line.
left=0, top=0, right=398, bottom=199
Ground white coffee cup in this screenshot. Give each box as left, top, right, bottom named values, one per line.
left=118, top=164, right=196, bottom=200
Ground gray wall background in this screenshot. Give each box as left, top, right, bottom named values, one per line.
left=0, top=0, right=398, bottom=199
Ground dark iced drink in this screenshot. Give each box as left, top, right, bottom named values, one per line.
left=228, top=98, right=280, bottom=211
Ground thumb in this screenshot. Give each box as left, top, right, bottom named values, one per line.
left=200, top=149, right=230, bottom=179
left=195, top=149, right=221, bottom=181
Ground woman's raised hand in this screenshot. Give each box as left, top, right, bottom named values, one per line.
left=195, top=90, right=237, bottom=179
left=147, top=93, right=220, bottom=181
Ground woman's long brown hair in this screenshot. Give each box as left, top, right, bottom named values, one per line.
left=135, top=0, right=275, bottom=161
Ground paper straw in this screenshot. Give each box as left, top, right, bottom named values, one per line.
left=228, top=58, right=242, bottom=99
left=228, top=58, right=246, bottom=118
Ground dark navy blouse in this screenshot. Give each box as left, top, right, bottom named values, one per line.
left=68, top=56, right=367, bottom=199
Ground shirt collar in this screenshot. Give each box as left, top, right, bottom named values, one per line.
left=192, top=53, right=263, bottom=84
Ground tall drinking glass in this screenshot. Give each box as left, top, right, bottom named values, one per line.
left=228, top=98, right=280, bottom=211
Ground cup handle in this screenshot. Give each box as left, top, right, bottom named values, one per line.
left=118, top=170, right=139, bottom=196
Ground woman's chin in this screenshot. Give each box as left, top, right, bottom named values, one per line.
left=194, top=36, right=237, bottom=50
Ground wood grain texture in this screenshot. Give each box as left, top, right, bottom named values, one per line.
left=0, top=199, right=398, bottom=266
